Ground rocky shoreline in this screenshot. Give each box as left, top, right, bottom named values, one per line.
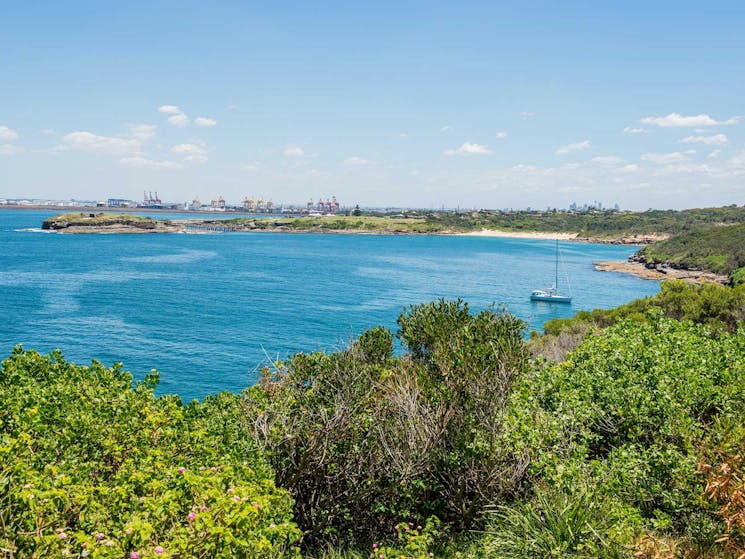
left=593, top=260, right=729, bottom=285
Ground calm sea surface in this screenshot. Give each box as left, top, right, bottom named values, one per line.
left=1, top=209, right=659, bottom=400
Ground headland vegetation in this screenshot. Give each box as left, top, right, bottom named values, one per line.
left=3, top=279, right=745, bottom=558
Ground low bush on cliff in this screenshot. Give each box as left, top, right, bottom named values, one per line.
left=0, top=347, right=300, bottom=558
left=501, top=315, right=745, bottom=557
left=247, top=300, right=530, bottom=548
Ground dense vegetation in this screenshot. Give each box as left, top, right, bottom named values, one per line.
left=639, top=223, right=745, bottom=282
left=221, top=204, right=745, bottom=240
left=4, top=286, right=745, bottom=558
left=421, top=205, right=745, bottom=237
left=0, top=348, right=299, bottom=558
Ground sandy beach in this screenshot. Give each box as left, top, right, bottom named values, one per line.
left=458, top=228, right=580, bottom=240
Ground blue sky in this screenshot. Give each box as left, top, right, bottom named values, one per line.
left=1, top=1, right=744, bottom=209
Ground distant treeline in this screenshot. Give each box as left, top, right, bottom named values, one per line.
left=421, top=204, right=745, bottom=237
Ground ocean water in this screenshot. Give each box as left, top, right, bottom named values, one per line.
left=1, top=209, right=659, bottom=400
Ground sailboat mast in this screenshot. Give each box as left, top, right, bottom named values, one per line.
left=553, top=239, right=557, bottom=289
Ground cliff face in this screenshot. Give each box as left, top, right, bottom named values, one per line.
left=41, top=213, right=174, bottom=233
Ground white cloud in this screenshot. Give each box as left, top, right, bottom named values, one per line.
left=444, top=142, right=492, bottom=156
left=640, top=151, right=691, bottom=164
left=158, top=105, right=182, bottom=115
left=591, top=155, right=624, bottom=165
left=0, top=144, right=23, bottom=156
left=120, top=157, right=181, bottom=169
left=127, top=124, right=157, bottom=142
left=0, top=126, right=19, bottom=142
left=194, top=117, right=217, bottom=128
left=399, top=132, right=408, bottom=138
left=623, top=126, right=646, bottom=134
left=556, top=140, right=590, bottom=155
left=41, top=128, right=56, bottom=136
left=440, top=125, right=451, bottom=132
left=614, top=164, right=641, bottom=174
left=640, top=113, right=741, bottom=128
left=168, top=113, right=190, bottom=128
left=495, top=131, right=508, bottom=139
left=520, top=111, right=535, bottom=117
left=171, top=142, right=208, bottom=163
left=708, top=149, right=722, bottom=159
left=679, top=133, right=728, bottom=146
left=58, top=131, right=142, bottom=156
left=283, top=145, right=305, bottom=158
left=344, top=156, right=372, bottom=166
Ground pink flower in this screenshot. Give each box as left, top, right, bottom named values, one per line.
left=187, top=512, right=196, bottom=521
left=232, top=495, right=241, bottom=502
left=199, top=505, right=209, bottom=512
left=373, top=543, right=378, bottom=549
left=94, top=533, right=104, bottom=541
left=104, top=540, right=114, bottom=547
left=57, top=532, right=67, bottom=540
left=252, top=502, right=261, bottom=510
left=227, top=487, right=235, bottom=494
left=178, top=467, right=185, bottom=474
left=417, top=525, right=422, bottom=531
left=130, top=552, right=140, bottom=559
left=154, top=546, right=166, bottom=555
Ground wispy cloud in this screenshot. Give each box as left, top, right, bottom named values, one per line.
left=591, top=155, right=624, bottom=165
left=444, top=142, right=492, bottom=156
left=171, top=142, right=208, bottom=163
left=556, top=140, right=590, bottom=155
left=641, top=113, right=741, bottom=127
left=440, top=125, right=451, bottom=132
left=194, top=117, right=217, bottom=128
left=57, top=131, right=143, bottom=156
left=168, top=114, right=189, bottom=127
left=0, top=125, right=19, bottom=142
left=640, top=151, right=692, bottom=164
left=520, top=111, right=535, bottom=118
left=679, top=133, right=728, bottom=146
left=344, top=156, right=372, bottom=166
left=158, top=105, right=181, bottom=114
left=120, top=157, right=181, bottom=169
left=283, top=145, right=305, bottom=158
left=623, top=126, right=646, bottom=134
left=495, top=131, right=508, bottom=139
left=0, top=144, right=24, bottom=156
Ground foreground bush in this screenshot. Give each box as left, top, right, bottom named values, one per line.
left=504, top=315, right=745, bottom=555
left=249, top=300, right=529, bottom=547
left=0, top=347, right=300, bottom=558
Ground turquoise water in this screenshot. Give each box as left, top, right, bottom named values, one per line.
left=1, top=209, right=659, bottom=400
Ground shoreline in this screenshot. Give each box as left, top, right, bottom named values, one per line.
left=594, top=260, right=729, bottom=285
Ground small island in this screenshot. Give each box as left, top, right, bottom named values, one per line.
left=41, top=212, right=180, bottom=233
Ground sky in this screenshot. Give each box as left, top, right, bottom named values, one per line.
left=1, top=0, right=744, bottom=210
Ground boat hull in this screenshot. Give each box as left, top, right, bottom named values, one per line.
left=530, top=294, right=572, bottom=303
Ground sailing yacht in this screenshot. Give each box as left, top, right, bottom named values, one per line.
left=530, top=239, right=572, bottom=303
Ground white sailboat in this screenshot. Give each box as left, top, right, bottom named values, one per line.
left=530, top=239, right=572, bottom=303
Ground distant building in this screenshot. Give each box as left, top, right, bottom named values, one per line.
left=107, top=198, right=133, bottom=207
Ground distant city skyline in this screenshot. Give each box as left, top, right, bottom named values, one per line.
left=1, top=1, right=744, bottom=210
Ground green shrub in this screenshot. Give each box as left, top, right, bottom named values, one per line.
left=510, top=316, right=745, bottom=547
left=249, top=300, right=529, bottom=547
left=0, top=347, right=300, bottom=558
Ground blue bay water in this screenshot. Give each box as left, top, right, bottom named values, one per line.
left=1, top=209, right=659, bottom=401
